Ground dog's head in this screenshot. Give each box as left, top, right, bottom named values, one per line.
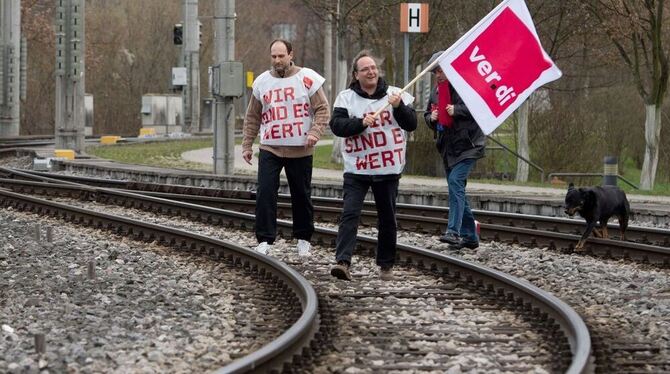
left=564, top=182, right=584, bottom=216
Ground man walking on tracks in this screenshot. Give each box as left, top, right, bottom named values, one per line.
left=329, top=50, right=417, bottom=281
left=242, top=39, right=330, bottom=257
left=424, top=51, right=486, bottom=250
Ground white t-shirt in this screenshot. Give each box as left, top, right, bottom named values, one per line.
left=252, top=68, right=325, bottom=146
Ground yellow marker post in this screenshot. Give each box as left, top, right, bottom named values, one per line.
left=138, top=128, right=156, bottom=138
left=100, top=136, right=121, bottom=145
left=54, top=149, right=75, bottom=160
left=246, top=71, right=254, bottom=88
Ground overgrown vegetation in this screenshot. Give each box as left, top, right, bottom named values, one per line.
left=86, top=139, right=214, bottom=172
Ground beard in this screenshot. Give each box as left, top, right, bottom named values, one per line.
left=273, top=62, right=290, bottom=77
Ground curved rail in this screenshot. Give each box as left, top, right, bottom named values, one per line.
left=395, top=242, right=591, bottom=374
left=0, top=188, right=319, bottom=373
left=0, top=179, right=592, bottom=373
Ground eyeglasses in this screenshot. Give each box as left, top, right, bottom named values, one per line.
left=357, top=65, right=378, bottom=73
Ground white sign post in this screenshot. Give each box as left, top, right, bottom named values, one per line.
left=400, top=3, right=429, bottom=86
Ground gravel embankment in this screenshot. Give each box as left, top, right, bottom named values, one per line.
left=50, top=195, right=670, bottom=370
left=1, top=155, right=668, bottom=371
left=3, top=198, right=560, bottom=373
left=0, top=155, right=33, bottom=169
left=0, top=207, right=288, bottom=373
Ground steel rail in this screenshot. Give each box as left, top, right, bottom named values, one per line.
left=0, top=188, right=319, bottom=373
left=0, top=167, right=254, bottom=198
left=0, top=135, right=57, bottom=149
left=0, top=141, right=54, bottom=149
left=394, top=242, right=591, bottom=374
left=0, top=180, right=592, bottom=373
left=3, top=176, right=669, bottom=266
left=6, top=168, right=668, bottom=247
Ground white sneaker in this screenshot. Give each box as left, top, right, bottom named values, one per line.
left=297, top=239, right=311, bottom=257
left=254, top=242, right=271, bottom=255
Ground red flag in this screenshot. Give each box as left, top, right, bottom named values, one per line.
left=434, top=0, right=561, bottom=134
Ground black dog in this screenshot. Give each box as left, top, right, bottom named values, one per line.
left=564, top=183, right=630, bottom=251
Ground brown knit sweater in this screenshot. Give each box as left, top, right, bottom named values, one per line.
left=242, top=64, right=330, bottom=158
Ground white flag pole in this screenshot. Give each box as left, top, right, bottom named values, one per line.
left=372, top=0, right=513, bottom=118
left=371, top=49, right=448, bottom=118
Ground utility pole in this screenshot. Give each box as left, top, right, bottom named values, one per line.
left=55, top=0, right=85, bottom=152
left=323, top=13, right=333, bottom=106
left=0, top=0, right=21, bottom=137
left=213, top=0, right=236, bottom=174
left=515, top=101, right=529, bottom=182
left=330, top=0, right=345, bottom=164
left=183, top=0, right=200, bottom=133
left=334, top=0, right=347, bottom=95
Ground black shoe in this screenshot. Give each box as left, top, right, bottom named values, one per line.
left=439, top=232, right=461, bottom=245
left=330, top=261, right=352, bottom=281
left=449, top=240, right=479, bottom=250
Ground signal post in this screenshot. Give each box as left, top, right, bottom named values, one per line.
left=0, top=0, right=22, bottom=137
left=55, top=0, right=86, bottom=153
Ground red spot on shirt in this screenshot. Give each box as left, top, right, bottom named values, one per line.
left=303, top=76, right=313, bottom=90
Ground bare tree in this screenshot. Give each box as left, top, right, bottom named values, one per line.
left=17, top=0, right=666, bottom=188
left=582, top=0, right=669, bottom=189
left=21, top=0, right=55, bottom=135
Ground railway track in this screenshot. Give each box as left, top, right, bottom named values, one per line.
left=2, top=167, right=669, bottom=266
left=0, top=136, right=56, bottom=150
left=0, top=174, right=592, bottom=372
left=0, top=190, right=318, bottom=372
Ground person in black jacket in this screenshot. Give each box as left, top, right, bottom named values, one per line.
left=329, top=50, right=417, bottom=281
left=424, top=51, right=486, bottom=249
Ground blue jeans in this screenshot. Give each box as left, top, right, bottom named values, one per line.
left=446, top=158, right=478, bottom=243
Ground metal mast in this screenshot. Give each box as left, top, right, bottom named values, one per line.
left=0, top=0, right=21, bottom=137
left=183, top=0, right=200, bottom=133
left=55, top=0, right=85, bottom=152
left=213, top=0, right=236, bottom=174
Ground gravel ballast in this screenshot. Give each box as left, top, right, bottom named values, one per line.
left=0, top=207, right=286, bottom=373
left=1, top=161, right=668, bottom=371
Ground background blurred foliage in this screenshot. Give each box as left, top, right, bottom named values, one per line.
left=18, top=0, right=670, bottom=184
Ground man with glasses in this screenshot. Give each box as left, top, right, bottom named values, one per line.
left=329, top=50, right=417, bottom=281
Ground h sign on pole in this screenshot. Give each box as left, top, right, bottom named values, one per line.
left=400, top=3, right=429, bottom=33
left=400, top=3, right=429, bottom=87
